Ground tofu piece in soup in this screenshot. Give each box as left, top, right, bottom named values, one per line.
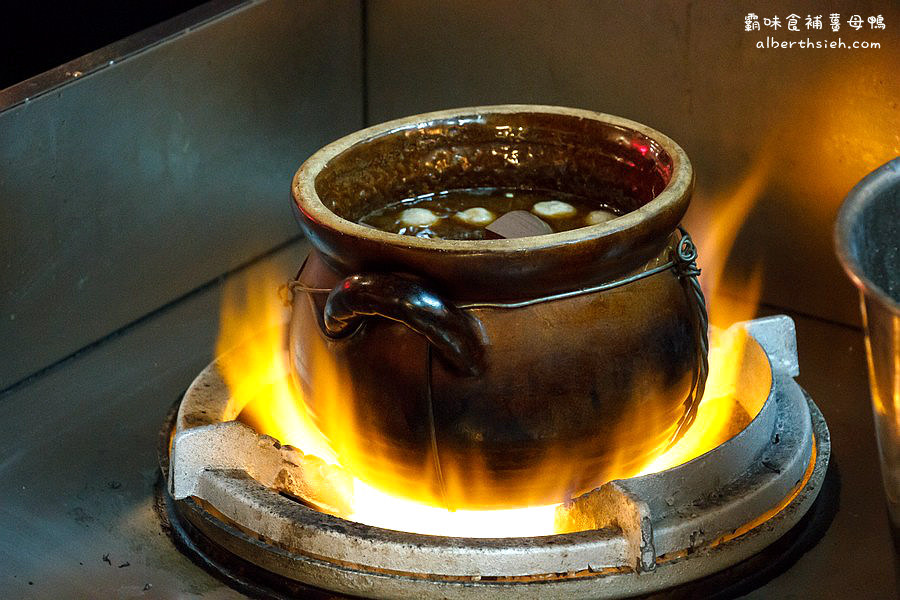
left=586, top=209, right=616, bottom=226
left=454, top=207, right=496, bottom=226
left=532, top=200, right=577, bottom=219
left=399, top=207, right=439, bottom=228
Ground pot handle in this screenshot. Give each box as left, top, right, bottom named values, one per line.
left=323, top=273, right=486, bottom=377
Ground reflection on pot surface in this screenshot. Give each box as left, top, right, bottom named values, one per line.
left=288, top=106, right=708, bottom=509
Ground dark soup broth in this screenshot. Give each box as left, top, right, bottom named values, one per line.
left=358, top=188, right=622, bottom=240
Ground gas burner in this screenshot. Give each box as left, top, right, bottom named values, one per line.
left=159, top=315, right=831, bottom=599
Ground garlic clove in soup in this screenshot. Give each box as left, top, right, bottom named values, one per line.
left=586, top=209, right=616, bottom=226
left=453, top=207, right=496, bottom=227
left=532, top=200, right=576, bottom=219
left=399, top=207, right=439, bottom=228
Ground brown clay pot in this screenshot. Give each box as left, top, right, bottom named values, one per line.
left=289, top=106, right=705, bottom=510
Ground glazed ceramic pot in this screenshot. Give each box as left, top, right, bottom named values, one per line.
left=289, top=105, right=707, bottom=509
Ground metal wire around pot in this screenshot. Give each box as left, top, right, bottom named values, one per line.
left=285, top=226, right=710, bottom=446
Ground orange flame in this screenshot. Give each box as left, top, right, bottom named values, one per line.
left=632, top=153, right=775, bottom=475
left=216, top=266, right=336, bottom=465
left=214, top=154, right=774, bottom=537
left=637, top=324, right=765, bottom=475
left=217, top=266, right=564, bottom=537
left=688, top=153, right=770, bottom=328
left=216, top=274, right=768, bottom=537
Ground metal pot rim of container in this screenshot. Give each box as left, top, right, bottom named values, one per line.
left=834, top=156, right=900, bottom=314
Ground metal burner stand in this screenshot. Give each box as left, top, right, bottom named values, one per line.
left=161, top=315, right=831, bottom=599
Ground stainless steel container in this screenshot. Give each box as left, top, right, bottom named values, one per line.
left=835, top=157, right=900, bottom=538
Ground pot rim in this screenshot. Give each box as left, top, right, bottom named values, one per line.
left=834, top=156, right=900, bottom=314
left=292, top=104, right=693, bottom=254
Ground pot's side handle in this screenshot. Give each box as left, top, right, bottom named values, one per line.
left=323, top=273, right=486, bottom=377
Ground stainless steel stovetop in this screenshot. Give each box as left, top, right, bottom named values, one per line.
left=0, top=241, right=896, bottom=599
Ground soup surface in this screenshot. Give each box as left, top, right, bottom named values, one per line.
left=358, top=187, right=621, bottom=240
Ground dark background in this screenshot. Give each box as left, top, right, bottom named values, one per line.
left=0, top=1, right=206, bottom=89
